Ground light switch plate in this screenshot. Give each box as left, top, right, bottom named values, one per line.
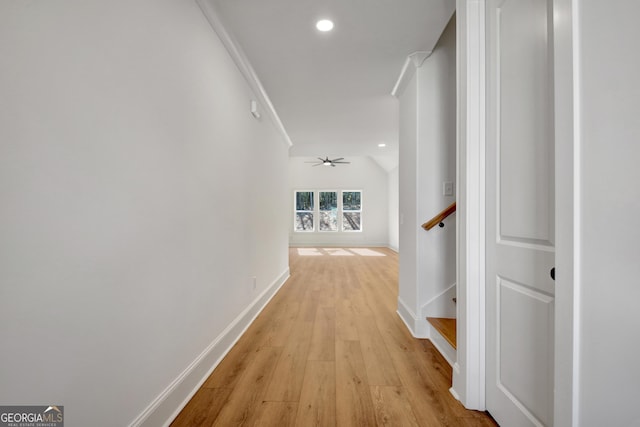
left=443, top=181, right=454, bottom=196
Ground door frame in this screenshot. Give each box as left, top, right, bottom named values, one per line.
left=453, top=0, right=487, bottom=411
left=454, top=0, right=578, bottom=424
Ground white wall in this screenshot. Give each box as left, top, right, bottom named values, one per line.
left=398, top=70, right=419, bottom=325
left=0, top=1, right=289, bottom=426
left=397, top=15, right=457, bottom=336
left=388, top=166, right=400, bottom=252
left=289, top=156, right=389, bottom=247
left=417, top=15, right=457, bottom=321
left=576, top=1, right=640, bottom=425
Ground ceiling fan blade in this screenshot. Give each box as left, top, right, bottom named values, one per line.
left=307, top=156, right=350, bottom=167
left=312, top=163, right=322, bottom=166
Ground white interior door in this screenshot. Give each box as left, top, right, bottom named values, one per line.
left=485, top=0, right=556, bottom=425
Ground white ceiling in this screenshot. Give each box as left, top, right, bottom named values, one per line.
left=210, top=0, right=455, bottom=165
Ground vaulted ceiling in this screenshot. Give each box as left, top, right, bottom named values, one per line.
left=208, top=0, right=455, bottom=167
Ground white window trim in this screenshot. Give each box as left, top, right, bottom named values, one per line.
left=293, top=189, right=363, bottom=233
left=341, top=190, right=363, bottom=232
left=318, top=190, right=339, bottom=232
left=293, top=190, right=315, bottom=232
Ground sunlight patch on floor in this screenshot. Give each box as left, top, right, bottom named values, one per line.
left=348, top=248, right=386, bottom=257
left=295, top=247, right=387, bottom=257
left=324, top=248, right=354, bottom=256
left=297, top=248, right=323, bottom=256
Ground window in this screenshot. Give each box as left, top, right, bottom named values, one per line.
left=294, top=190, right=362, bottom=233
left=295, top=191, right=314, bottom=231
left=342, top=191, right=362, bottom=231
left=319, top=191, right=338, bottom=231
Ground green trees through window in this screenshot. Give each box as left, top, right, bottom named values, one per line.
left=319, top=192, right=338, bottom=231
left=294, top=190, right=362, bottom=232
left=342, top=191, right=361, bottom=231
left=295, top=191, right=314, bottom=231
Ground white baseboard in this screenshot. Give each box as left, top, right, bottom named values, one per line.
left=449, top=385, right=461, bottom=401
left=396, top=297, right=429, bottom=338
left=128, top=267, right=290, bottom=427
left=450, top=362, right=462, bottom=403
left=429, top=326, right=456, bottom=367
left=396, top=297, right=415, bottom=333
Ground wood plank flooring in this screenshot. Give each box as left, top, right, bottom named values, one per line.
left=171, top=247, right=497, bottom=427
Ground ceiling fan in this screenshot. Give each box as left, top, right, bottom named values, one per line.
left=305, top=157, right=351, bottom=167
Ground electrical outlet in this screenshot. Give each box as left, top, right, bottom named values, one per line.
left=252, top=276, right=257, bottom=290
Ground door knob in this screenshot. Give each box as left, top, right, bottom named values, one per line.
left=550, top=267, right=555, bottom=281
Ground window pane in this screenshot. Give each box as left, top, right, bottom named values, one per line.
left=318, top=191, right=337, bottom=231
left=295, top=212, right=314, bottom=231
left=319, top=192, right=337, bottom=210
left=319, top=211, right=337, bottom=231
left=343, top=191, right=361, bottom=210
left=296, top=192, right=314, bottom=210
left=343, top=212, right=361, bottom=231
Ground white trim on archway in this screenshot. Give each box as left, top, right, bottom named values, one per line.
left=452, top=0, right=486, bottom=410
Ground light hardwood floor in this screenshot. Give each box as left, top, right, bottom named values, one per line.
left=171, top=247, right=497, bottom=426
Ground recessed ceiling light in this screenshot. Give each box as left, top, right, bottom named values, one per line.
left=316, top=19, right=334, bottom=32
left=378, top=143, right=387, bottom=148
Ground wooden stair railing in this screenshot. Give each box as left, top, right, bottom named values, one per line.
left=422, top=202, right=456, bottom=230
left=423, top=204, right=457, bottom=349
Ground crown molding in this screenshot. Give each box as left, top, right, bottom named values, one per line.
left=196, top=0, right=293, bottom=148
left=391, top=50, right=432, bottom=97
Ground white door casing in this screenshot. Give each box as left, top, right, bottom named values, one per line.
left=485, top=0, right=556, bottom=425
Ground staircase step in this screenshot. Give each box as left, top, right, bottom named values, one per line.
left=427, top=317, right=456, bottom=349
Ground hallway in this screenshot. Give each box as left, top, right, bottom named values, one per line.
left=172, top=247, right=496, bottom=426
